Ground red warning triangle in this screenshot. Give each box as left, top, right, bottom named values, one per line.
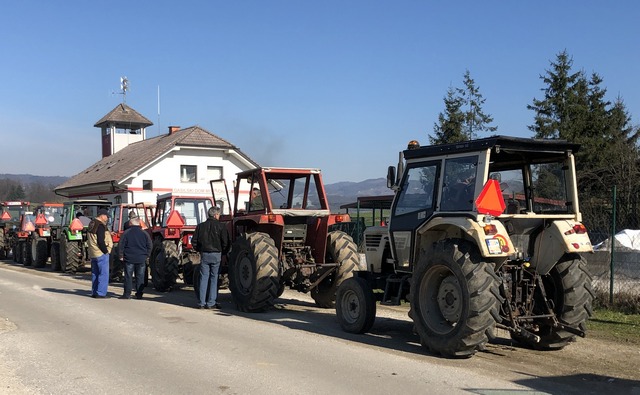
left=475, top=179, right=506, bottom=216
left=35, top=213, right=48, bottom=225
left=166, top=210, right=185, bottom=228
left=70, top=218, right=85, bottom=231
left=23, top=220, right=35, bottom=232
left=1, top=211, right=10, bottom=220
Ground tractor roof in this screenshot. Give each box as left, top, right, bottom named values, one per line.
left=403, top=135, right=580, bottom=160
left=236, top=167, right=322, bottom=178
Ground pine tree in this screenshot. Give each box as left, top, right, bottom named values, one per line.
left=459, top=70, right=497, bottom=139
left=430, top=87, right=466, bottom=144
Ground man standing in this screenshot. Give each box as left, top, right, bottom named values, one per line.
left=118, top=217, right=152, bottom=300
left=87, top=208, right=113, bottom=298
left=191, top=206, right=230, bottom=309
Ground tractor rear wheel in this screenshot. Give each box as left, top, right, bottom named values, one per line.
left=151, top=240, right=179, bottom=292
left=228, top=232, right=280, bottom=312
left=0, top=229, right=6, bottom=259
left=31, top=236, right=48, bottom=268
left=50, top=242, right=61, bottom=271
left=13, top=241, right=21, bottom=263
left=336, top=276, right=376, bottom=334
left=511, top=254, right=593, bottom=350
left=21, top=241, right=33, bottom=266
left=60, top=237, right=82, bottom=273
left=312, top=231, right=359, bottom=308
left=409, top=239, right=501, bottom=358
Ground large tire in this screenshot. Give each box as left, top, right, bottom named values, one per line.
left=409, top=239, right=501, bottom=358
left=109, top=244, right=124, bottom=282
left=60, top=237, right=82, bottom=273
left=50, top=242, right=61, bottom=271
left=13, top=240, right=21, bottom=263
left=32, top=236, right=48, bottom=268
left=511, top=254, right=593, bottom=350
left=228, top=232, right=280, bottom=312
left=336, top=276, right=376, bottom=333
left=183, top=257, right=196, bottom=286
left=21, top=241, right=33, bottom=266
left=151, top=240, right=179, bottom=292
left=0, top=229, right=6, bottom=260
left=312, top=231, right=359, bottom=308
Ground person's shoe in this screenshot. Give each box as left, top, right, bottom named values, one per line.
left=210, top=303, right=222, bottom=310
left=197, top=305, right=205, bottom=309
left=135, top=294, right=143, bottom=300
left=119, top=295, right=131, bottom=300
left=92, top=294, right=107, bottom=299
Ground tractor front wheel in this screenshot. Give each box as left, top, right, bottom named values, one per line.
left=336, top=276, right=376, bottom=334
left=228, top=232, right=280, bottom=312
left=50, top=242, right=61, bottom=271
left=60, top=237, right=82, bottom=273
left=409, top=239, right=501, bottom=358
left=21, top=241, right=32, bottom=266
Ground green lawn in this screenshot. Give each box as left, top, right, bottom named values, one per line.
left=588, top=308, right=640, bottom=344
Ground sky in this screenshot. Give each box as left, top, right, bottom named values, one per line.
left=1, top=1, right=638, bottom=184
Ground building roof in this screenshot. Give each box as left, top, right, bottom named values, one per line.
left=55, top=126, right=258, bottom=194
left=94, top=103, right=153, bottom=128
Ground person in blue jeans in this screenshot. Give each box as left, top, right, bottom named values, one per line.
left=118, top=217, right=152, bottom=299
left=191, top=206, right=230, bottom=309
left=87, top=209, right=113, bottom=298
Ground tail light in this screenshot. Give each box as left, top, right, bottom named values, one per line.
left=168, top=228, right=177, bottom=236
left=565, top=224, right=588, bottom=235
left=335, top=215, right=344, bottom=223
left=483, top=224, right=497, bottom=235
left=268, top=214, right=277, bottom=223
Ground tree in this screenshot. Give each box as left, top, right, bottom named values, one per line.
left=430, top=87, right=466, bottom=144
left=7, top=184, right=26, bottom=200
left=459, top=70, right=497, bottom=139
left=528, top=50, right=640, bottom=233
left=431, top=71, right=497, bottom=144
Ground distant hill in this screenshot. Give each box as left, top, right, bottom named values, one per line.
left=0, top=174, right=68, bottom=187
left=325, top=178, right=389, bottom=210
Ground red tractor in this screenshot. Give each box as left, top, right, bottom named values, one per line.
left=15, top=210, right=52, bottom=267
left=0, top=201, right=30, bottom=260
left=149, top=193, right=215, bottom=292
left=211, top=167, right=360, bottom=312
left=108, top=203, right=155, bottom=282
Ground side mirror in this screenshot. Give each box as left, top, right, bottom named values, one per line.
left=387, top=166, right=396, bottom=189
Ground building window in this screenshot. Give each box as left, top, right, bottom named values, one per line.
left=207, top=166, right=223, bottom=180
left=143, top=180, right=153, bottom=191
left=180, top=165, right=197, bottom=183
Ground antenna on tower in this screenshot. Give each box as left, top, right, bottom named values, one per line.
left=118, top=76, right=129, bottom=103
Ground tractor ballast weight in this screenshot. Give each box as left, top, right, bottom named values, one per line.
left=335, top=136, right=594, bottom=358
left=211, top=167, right=360, bottom=313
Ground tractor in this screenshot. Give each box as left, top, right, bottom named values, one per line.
left=149, top=193, right=215, bottom=292
left=14, top=210, right=52, bottom=267
left=50, top=199, right=112, bottom=273
left=107, top=202, right=155, bottom=282
left=335, top=136, right=594, bottom=358
left=210, top=167, right=360, bottom=312
left=31, top=202, right=64, bottom=267
left=0, top=201, right=30, bottom=260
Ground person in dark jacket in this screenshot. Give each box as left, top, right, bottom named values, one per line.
left=191, top=206, right=230, bottom=309
left=123, top=210, right=138, bottom=231
left=118, top=217, right=152, bottom=299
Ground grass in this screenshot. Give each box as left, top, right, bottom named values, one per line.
left=588, top=308, right=640, bottom=345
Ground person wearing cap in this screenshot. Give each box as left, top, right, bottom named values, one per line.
left=118, top=216, right=152, bottom=300
left=191, top=206, right=230, bottom=309
left=124, top=210, right=138, bottom=231
left=87, top=208, right=113, bottom=298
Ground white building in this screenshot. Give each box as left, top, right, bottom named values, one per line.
left=54, top=103, right=259, bottom=207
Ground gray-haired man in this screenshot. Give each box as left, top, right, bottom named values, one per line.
left=191, top=206, right=230, bottom=309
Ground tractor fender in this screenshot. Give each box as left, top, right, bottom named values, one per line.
left=416, top=216, right=514, bottom=260
left=529, top=220, right=593, bottom=275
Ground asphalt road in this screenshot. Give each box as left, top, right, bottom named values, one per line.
left=0, top=260, right=623, bottom=395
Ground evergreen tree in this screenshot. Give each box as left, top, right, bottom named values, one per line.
left=7, top=184, right=26, bottom=200
left=430, top=87, right=466, bottom=144
left=528, top=50, right=640, bottom=233
left=459, top=70, right=497, bottom=139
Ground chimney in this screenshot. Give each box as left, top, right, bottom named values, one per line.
left=168, top=126, right=181, bottom=135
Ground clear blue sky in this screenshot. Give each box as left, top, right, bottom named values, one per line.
left=1, top=1, right=638, bottom=184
